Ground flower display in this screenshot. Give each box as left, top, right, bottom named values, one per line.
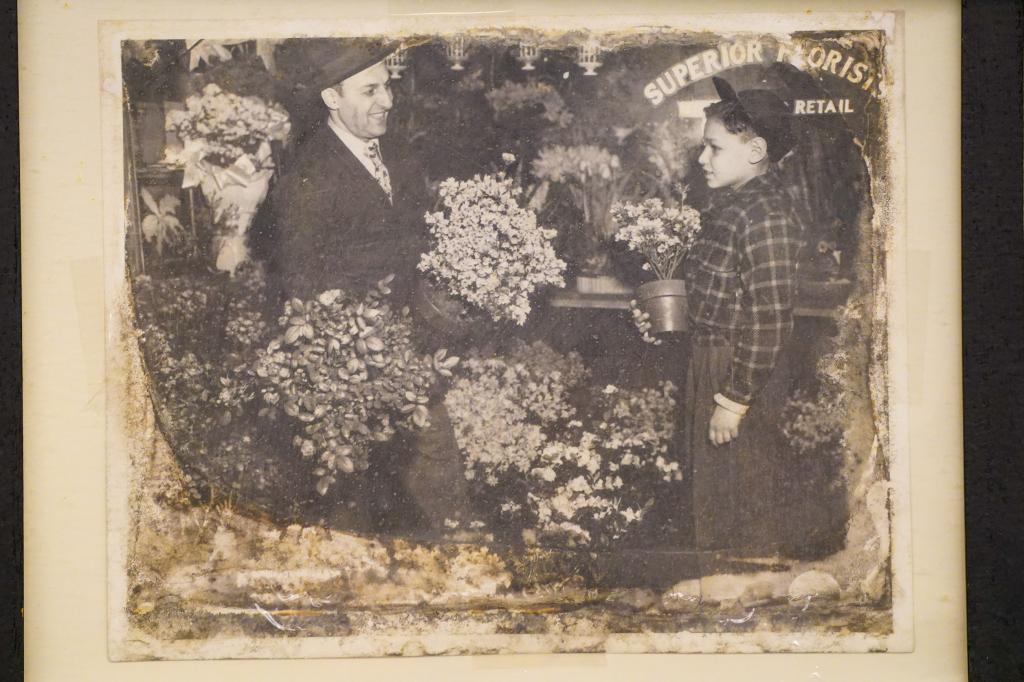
left=782, top=389, right=846, bottom=454
left=418, top=173, right=567, bottom=325
left=486, top=81, right=573, bottom=127
left=251, top=277, right=459, bottom=496
left=444, top=340, right=682, bottom=547
left=445, top=341, right=588, bottom=483
left=131, top=271, right=260, bottom=460
left=532, top=144, right=620, bottom=185
left=611, top=196, right=703, bottom=281
left=165, top=83, right=290, bottom=171
left=531, top=144, right=630, bottom=241
left=531, top=144, right=629, bottom=240
left=164, top=83, right=291, bottom=272
left=131, top=265, right=460, bottom=502
left=526, top=381, right=681, bottom=545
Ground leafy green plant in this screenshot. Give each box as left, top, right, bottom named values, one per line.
left=140, top=188, right=188, bottom=256
left=250, top=276, right=459, bottom=496
left=132, top=266, right=459, bottom=506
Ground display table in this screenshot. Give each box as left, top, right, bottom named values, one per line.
left=550, top=277, right=855, bottom=319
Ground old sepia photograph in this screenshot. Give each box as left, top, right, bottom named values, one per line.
left=103, top=11, right=909, bottom=659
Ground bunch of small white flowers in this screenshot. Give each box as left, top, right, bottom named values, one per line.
left=527, top=435, right=640, bottom=546
left=611, top=196, right=702, bottom=280
left=444, top=341, right=684, bottom=548
left=445, top=341, right=588, bottom=481
left=595, top=381, right=682, bottom=483
left=165, top=83, right=290, bottom=169
left=444, top=363, right=549, bottom=483
left=419, top=173, right=566, bottom=325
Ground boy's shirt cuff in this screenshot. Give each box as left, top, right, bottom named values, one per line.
left=714, top=392, right=750, bottom=415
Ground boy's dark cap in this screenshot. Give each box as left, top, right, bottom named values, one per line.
left=712, top=76, right=795, bottom=161
left=308, top=38, right=397, bottom=92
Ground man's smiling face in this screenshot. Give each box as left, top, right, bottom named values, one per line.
left=326, top=61, right=393, bottom=141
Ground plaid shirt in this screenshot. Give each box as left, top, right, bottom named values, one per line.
left=684, top=169, right=806, bottom=405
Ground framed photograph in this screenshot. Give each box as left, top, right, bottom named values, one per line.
left=22, top=1, right=965, bottom=679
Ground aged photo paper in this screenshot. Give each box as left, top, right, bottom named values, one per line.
left=23, top=0, right=965, bottom=679
left=105, top=10, right=909, bottom=658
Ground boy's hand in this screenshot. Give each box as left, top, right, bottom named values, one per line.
left=709, top=405, right=743, bottom=446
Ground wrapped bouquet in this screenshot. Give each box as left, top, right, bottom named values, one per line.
left=165, top=83, right=290, bottom=272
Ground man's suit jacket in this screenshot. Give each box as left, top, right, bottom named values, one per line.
left=267, top=121, right=430, bottom=306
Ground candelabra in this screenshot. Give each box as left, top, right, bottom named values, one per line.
left=446, top=35, right=468, bottom=71
left=577, top=38, right=602, bottom=76
left=517, top=42, right=539, bottom=71
left=385, top=47, right=408, bottom=79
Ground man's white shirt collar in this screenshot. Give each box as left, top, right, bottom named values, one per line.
left=327, top=116, right=380, bottom=178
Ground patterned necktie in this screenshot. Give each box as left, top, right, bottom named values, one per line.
left=365, top=139, right=393, bottom=205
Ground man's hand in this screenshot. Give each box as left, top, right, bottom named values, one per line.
left=709, top=405, right=743, bottom=446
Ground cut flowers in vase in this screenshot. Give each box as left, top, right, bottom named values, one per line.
left=532, top=143, right=630, bottom=244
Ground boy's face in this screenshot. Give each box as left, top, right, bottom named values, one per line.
left=698, top=117, right=763, bottom=190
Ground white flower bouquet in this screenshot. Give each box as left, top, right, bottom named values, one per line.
left=611, top=196, right=702, bottom=280
left=418, top=173, right=567, bottom=326
left=164, top=83, right=291, bottom=272
left=165, top=83, right=290, bottom=174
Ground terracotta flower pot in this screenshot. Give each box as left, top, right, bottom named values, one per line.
left=411, top=278, right=475, bottom=340
left=636, top=279, right=688, bottom=334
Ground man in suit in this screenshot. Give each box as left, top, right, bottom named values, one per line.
left=267, top=40, right=470, bottom=539
left=268, top=39, right=428, bottom=307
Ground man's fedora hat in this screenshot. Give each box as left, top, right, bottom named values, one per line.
left=308, top=37, right=398, bottom=92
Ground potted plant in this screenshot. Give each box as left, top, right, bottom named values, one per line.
left=247, top=277, right=459, bottom=497
left=417, top=172, right=567, bottom=336
left=531, top=143, right=632, bottom=293
left=611, top=195, right=702, bottom=334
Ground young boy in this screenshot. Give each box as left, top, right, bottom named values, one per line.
left=683, top=76, right=807, bottom=555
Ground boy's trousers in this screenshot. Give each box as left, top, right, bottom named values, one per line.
left=683, top=340, right=836, bottom=558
